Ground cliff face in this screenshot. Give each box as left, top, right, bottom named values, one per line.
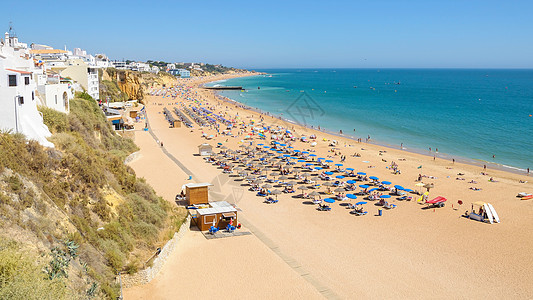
left=117, top=71, right=144, bottom=101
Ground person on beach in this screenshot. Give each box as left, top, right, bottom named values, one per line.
left=453, top=158, right=455, bottom=164
left=483, top=164, right=487, bottom=171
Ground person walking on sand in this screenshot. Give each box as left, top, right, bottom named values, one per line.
left=483, top=164, right=487, bottom=171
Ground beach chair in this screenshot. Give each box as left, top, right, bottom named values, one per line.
left=383, top=202, right=397, bottom=209
left=226, top=224, right=236, bottom=233
left=209, top=226, right=219, bottom=235
left=351, top=210, right=367, bottom=216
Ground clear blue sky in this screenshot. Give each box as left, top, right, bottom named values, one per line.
left=3, top=0, right=533, bottom=69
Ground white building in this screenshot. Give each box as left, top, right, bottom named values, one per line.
left=0, top=32, right=53, bottom=147
left=95, top=54, right=111, bottom=68
left=53, top=58, right=99, bottom=100
left=168, top=68, right=190, bottom=78
left=112, top=61, right=128, bottom=69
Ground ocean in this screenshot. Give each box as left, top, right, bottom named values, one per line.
left=207, top=69, right=533, bottom=172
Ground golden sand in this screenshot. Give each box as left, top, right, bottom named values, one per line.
left=124, top=74, right=533, bottom=299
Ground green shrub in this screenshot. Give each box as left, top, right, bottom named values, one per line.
left=39, top=107, right=69, bottom=133
left=0, top=238, right=70, bottom=300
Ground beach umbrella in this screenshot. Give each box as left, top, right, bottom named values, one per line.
left=278, top=175, right=289, bottom=180
left=293, top=149, right=301, bottom=152
left=334, top=187, right=345, bottom=193
left=326, top=160, right=334, bottom=163
left=309, top=154, right=317, bottom=157
left=424, top=183, right=434, bottom=188
left=314, top=167, right=323, bottom=170
left=298, top=185, right=309, bottom=190
left=298, top=159, right=306, bottom=162
left=415, top=183, right=425, bottom=187
left=357, top=172, right=367, bottom=175
left=369, top=188, right=378, bottom=192
left=382, top=181, right=392, bottom=185
left=346, top=180, right=357, bottom=184
left=323, top=182, right=334, bottom=186
left=309, top=191, right=320, bottom=198
left=252, top=179, right=264, bottom=184
left=258, top=143, right=264, bottom=146
left=369, top=176, right=379, bottom=180
left=217, top=142, right=223, bottom=146
left=318, top=157, right=325, bottom=160
left=403, top=188, right=413, bottom=192
left=286, top=181, right=297, bottom=186
left=246, top=175, right=256, bottom=180
left=324, top=198, right=335, bottom=203
left=346, top=168, right=354, bottom=171
left=335, top=163, right=343, bottom=167
left=262, top=184, right=273, bottom=189
left=346, top=194, right=357, bottom=199
left=355, top=201, right=367, bottom=205
left=283, top=154, right=290, bottom=157
left=324, top=171, right=334, bottom=175
left=380, top=195, right=391, bottom=198
left=394, top=185, right=405, bottom=190
left=359, top=184, right=369, bottom=189
left=336, top=175, right=345, bottom=179
left=301, top=173, right=311, bottom=177
left=271, top=189, right=282, bottom=199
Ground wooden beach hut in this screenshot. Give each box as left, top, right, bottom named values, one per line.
left=198, top=143, right=213, bottom=156
left=195, top=201, right=238, bottom=231
left=184, top=183, right=212, bottom=205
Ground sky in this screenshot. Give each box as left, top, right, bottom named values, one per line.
left=2, top=0, right=533, bottom=69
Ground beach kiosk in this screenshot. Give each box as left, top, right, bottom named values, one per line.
left=183, top=183, right=212, bottom=205
left=195, top=201, right=238, bottom=231
left=198, top=143, right=213, bottom=156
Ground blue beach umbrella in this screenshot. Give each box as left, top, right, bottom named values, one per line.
left=336, top=175, right=345, bottom=179
left=324, top=198, right=335, bottom=203
left=283, top=154, right=290, bottom=157
left=369, top=176, right=379, bottom=180
left=359, top=184, right=369, bottom=189
left=273, top=142, right=280, bottom=144
left=356, top=201, right=368, bottom=205
left=403, top=188, right=413, bottom=192
left=380, top=195, right=391, bottom=199
left=324, top=171, right=334, bottom=175
left=394, top=185, right=405, bottom=190
left=346, top=194, right=357, bottom=199
left=346, top=167, right=354, bottom=171
left=263, top=146, right=270, bottom=148
left=298, top=159, right=306, bottom=162
left=335, top=163, right=343, bottom=166
left=305, top=163, right=314, bottom=166
left=302, top=151, right=309, bottom=154
left=346, top=180, right=357, bottom=184
left=325, top=159, right=334, bottom=163
left=318, top=157, right=325, bottom=160
left=314, top=167, right=323, bottom=170
left=276, top=151, right=283, bottom=153
left=280, top=144, right=286, bottom=146
left=309, top=154, right=317, bottom=157
left=382, top=181, right=392, bottom=185
left=258, top=143, right=264, bottom=146
left=369, top=188, right=378, bottom=192
left=294, top=150, right=301, bottom=152
left=357, top=172, right=367, bottom=175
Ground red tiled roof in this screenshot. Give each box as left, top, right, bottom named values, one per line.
left=5, top=68, right=32, bottom=74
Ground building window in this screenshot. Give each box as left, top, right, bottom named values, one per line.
left=8, top=75, right=17, bottom=86
left=32, top=91, right=35, bottom=101
left=24, top=76, right=30, bottom=85
left=18, top=96, right=24, bottom=104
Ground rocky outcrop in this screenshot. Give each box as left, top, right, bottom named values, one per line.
left=116, top=70, right=144, bottom=101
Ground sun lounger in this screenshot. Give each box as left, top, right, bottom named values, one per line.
left=209, top=226, right=219, bottom=234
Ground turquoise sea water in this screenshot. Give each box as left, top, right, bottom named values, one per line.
left=208, top=69, right=533, bottom=172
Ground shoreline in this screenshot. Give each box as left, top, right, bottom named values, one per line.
left=127, top=73, right=533, bottom=299
left=206, top=75, right=531, bottom=177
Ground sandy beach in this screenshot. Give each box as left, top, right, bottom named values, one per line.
left=124, top=73, right=533, bottom=299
